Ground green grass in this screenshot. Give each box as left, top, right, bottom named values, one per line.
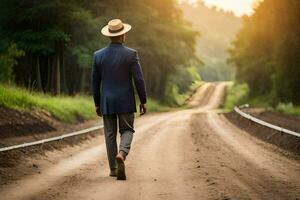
left=0, top=85, right=180, bottom=123
left=0, top=82, right=202, bottom=123
left=145, top=98, right=191, bottom=113
left=222, top=82, right=249, bottom=112
left=145, top=98, right=174, bottom=112
left=144, top=81, right=203, bottom=112
left=276, top=103, right=300, bottom=117
left=223, top=82, right=300, bottom=117
left=0, top=85, right=95, bottom=123
left=166, top=81, right=204, bottom=106
left=247, top=95, right=273, bottom=108
left=222, top=82, right=273, bottom=112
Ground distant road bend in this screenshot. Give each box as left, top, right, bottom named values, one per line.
left=0, top=82, right=299, bottom=200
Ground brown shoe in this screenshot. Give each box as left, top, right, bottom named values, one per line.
left=109, top=169, right=117, bottom=177
left=116, top=154, right=126, bottom=180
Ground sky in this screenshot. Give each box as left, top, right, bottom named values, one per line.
left=182, top=0, right=259, bottom=17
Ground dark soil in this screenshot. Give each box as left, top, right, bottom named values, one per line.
left=0, top=106, right=101, bottom=148
left=0, top=106, right=56, bottom=138
left=245, top=108, right=300, bottom=132
left=0, top=128, right=102, bottom=186
left=224, top=109, right=300, bottom=155
left=0, top=106, right=103, bottom=186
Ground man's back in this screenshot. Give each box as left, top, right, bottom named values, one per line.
left=92, top=42, right=147, bottom=115
left=92, top=19, right=147, bottom=180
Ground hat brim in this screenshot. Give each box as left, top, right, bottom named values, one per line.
left=101, top=23, right=132, bottom=37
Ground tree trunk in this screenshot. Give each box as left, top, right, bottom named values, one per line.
left=56, top=54, right=61, bottom=95
left=80, top=69, right=87, bottom=93
left=50, top=54, right=61, bottom=95
left=36, top=55, right=43, bottom=92
left=60, top=49, right=68, bottom=94
left=50, top=54, right=57, bottom=95
left=160, top=75, right=168, bottom=97
left=153, top=73, right=161, bottom=98
left=45, top=56, right=52, bottom=93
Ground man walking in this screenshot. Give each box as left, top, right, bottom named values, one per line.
left=92, top=19, right=147, bottom=180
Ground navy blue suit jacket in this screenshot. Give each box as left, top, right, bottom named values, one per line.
left=92, top=43, right=147, bottom=115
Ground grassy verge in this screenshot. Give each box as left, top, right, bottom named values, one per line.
left=222, top=82, right=273, bottom=112
left=223, top=82, right=300, bottom=117
left=145, top=98, right=174, bottom=113
left=0, top=85, right=95, bottom=123
left=145, top=81, right=203, bottom=112
left=0, top=85, right=183, bottom=123
left=166, top=81, right=203, bottom=106
left=276, top=103, right=300, bottom=117
left=222, top=82, right=249, bottom=112
left=0, top=82, right=202, bottom=123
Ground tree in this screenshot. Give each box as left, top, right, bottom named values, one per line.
left=0, top=42, right=24, bottom=83
left=0, top=0, right=200, bottom=102
left=229, top=0, right=300, bottom=104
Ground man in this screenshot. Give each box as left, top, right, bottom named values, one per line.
left=92, top=19, right=147, bottom=180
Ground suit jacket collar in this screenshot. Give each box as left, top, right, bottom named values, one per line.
left=109, top=42, right=124, bottom=47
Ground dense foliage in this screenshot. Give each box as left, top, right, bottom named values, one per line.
left=0, top=43, right=24, bottom=83
left=0, top=0, right=199, bottom=102
left=229, top=0, right=300, bottom=105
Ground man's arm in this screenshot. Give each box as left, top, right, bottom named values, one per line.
left=131, top=51, right=147, bottom=115
left=91, top=54, right=102, bottom=116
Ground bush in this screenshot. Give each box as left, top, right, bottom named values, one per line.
left=0, top=43, right=24, bottom=83
left=164, top=65, right=202, bottom=106
left=276, top=103, right=300, bottom=117
left=223, top=83, right=249, bottom=111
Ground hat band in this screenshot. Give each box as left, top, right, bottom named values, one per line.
left=109, top=25, right=124, bottom=33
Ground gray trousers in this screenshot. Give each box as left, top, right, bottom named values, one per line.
left=102, top=113, right=135, bottom=170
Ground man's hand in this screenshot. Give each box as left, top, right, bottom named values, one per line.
left=139, top=104, right=147, bottom=116
left=95, top=107, right=102, bottom=117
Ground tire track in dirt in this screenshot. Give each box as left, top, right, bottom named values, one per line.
left=189, top=111, right=300, bottom=199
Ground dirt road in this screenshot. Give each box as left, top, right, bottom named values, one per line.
left=0, top=82, right=299, bottom=200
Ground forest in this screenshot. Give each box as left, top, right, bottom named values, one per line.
left=0, top=0, right=200, bottom=104
left=1, top=0, right=300, bottom=109
left=180, top=2, right=241, bottom=82
left=229, top=0, right=300, bottom=105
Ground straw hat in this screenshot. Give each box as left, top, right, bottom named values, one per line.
left=101, top=19, right=132, bottom=37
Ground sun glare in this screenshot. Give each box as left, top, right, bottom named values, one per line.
left=182, top=0, right=259, bottom=17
